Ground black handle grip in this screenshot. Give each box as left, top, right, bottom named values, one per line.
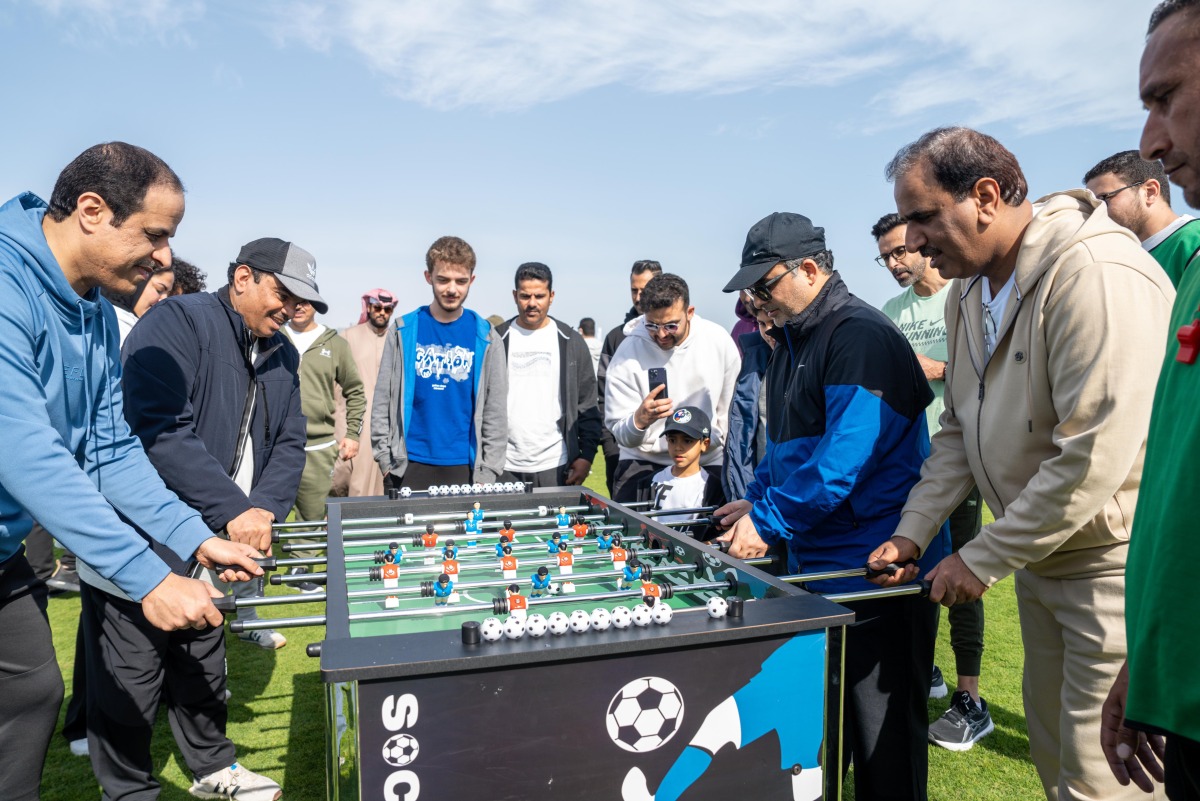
left=863, top=558, right=918, bottom=579
left=212, top=595, right=237, bottom=615
left=306, top=643, right=323, bottom=658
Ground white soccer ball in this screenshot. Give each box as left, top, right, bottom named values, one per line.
left=503, top=615, right=526, bottom=640
left=706, top=596, right=729, bottom=619
left=382, top=732, right=420, bottom=767
left=652, top=603, right=673, bottom=625
left=525, top=613, right=548, bottom=638
left=569, top=609, right=591, bottom=633
left=547, top=611, right=570, bottom=635
left=438, top=484, right=451, bottom=495
left=590, top=607, right=612, bottom=632
left=605, top=676, right=686, bottom=753
left=472, top=483, right=484, bottom=494
left=479, top=617, right=504, bottom=642
left=399, top=486, right=412, bottom=498
left=632, top=603, right=653, bottom=627
left=611, top=606, right=633, bottom=629
left=427, top=485, right=440, bottom=496
left=447, top=484, right=461, bottom=495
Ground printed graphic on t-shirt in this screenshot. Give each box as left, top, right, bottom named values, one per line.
left=892, top=318, right=947, bottom=347
left=416, top=343, right=474, bottom=386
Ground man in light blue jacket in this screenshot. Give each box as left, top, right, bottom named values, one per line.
left=0, top=142, right=262, bottom=801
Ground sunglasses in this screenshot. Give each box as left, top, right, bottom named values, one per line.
left=644, top=320, right=684, bottom=334
left=744, top=264, right=800, bottom=303
left=368, top=302, right=396, bottom=312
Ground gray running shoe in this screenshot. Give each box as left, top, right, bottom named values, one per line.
left=929, top=665, right=948, bottom=699
left=929, top=690, right=995, bottom=751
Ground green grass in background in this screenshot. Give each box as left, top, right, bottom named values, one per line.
left=40, top=456, right=1039, bottom=800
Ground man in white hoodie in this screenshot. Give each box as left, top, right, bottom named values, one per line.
left=604, top=273, right=740, bottom=503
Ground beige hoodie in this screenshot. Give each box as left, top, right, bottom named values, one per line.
left=894, top=191, right=1175, bottom=584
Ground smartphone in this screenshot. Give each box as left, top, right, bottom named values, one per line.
left=648, top=367, right=669, bottom=400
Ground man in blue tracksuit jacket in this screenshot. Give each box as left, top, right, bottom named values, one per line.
left=0, top=143, right=260, bottom=801
left=718, top=212, right=948, bottom=801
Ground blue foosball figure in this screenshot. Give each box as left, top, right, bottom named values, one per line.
left=465, top=516, right=481, bottom=536
left=595, top=531, right=614, bottom=552
left=555, top=506, right=571, bottom=529
left=441, top=540, right=459, bottom=561
left=546, top=533, right=563, bottom=555
left=471, top=501, right=484, bottom=523
left=432, top=573, right=454, bottom=605
left=530, top=566, right=553, bottom=598
left=494, top=535, right=511, bottom=558
left=619, top=558, right=643, bottom=590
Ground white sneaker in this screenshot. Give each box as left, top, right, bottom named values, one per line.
left=237, top=628, right=287, bottom=649
left=190, top=762, right=282, bottom=801
left=68, top=738, right=89, bottom=757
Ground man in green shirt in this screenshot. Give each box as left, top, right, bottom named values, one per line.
left=1102, top=1, right=1200, bottom=797
left=873, top=213, right=991, bottom=752
left=1084, top=150, right=1200, bottom=286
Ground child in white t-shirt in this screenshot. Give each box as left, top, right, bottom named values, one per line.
left=650, top=407, right=725, bottom=537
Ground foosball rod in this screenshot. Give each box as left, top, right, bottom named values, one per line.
left=272, top=502, right=601, bottom=532
left=279, top=519, right=619, bottom=553
left=351, top=548, right=673, bottom=581
left=639, top=506, right=718, bottom=519
left=345, top=556, right=775, bottom=601
left=272, top=512, right=607, bottom=542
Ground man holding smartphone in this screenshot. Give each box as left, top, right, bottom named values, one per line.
left=603, top=273, right=740, bottom=502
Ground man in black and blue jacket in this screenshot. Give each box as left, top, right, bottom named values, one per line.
left=717, top=212, right=949, bottom=801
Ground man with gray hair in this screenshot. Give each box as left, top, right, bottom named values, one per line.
left=868, top=127, right=1174, bottom=800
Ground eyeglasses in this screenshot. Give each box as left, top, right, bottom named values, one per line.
left=874, top=245, right=909, bottom=267
left=644, top=320, right=684, bottom=334
left=744, top=264, right=800, bottom=303
left=1095, top=181, right=1145, bottom=203
left=368, top=303, right=396, bottom=312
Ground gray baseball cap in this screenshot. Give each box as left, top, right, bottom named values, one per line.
left=233, top=237, right=328, bottom=314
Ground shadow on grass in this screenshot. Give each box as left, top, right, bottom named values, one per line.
left=281, top=669, right=328, bottom=798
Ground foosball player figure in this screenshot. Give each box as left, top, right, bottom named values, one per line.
left=433, top=573, right=454, bottom=605
left=498, top=519, right=517, bottom=543
left=595, top=531, right=614, bottom=552
left=500, top=545, right=519, bottom=580
left=556, top=541, right=576, bottom=592
left=421, top=522, right=438, bottom=549
left=556, top=506, right=571, bottom=529
left=442, top=556, right=460, bottom=585
left=610, top=536, right=629, bottom=570
left=546, top=531, right=563, bottom=555
left=382, top=560, right=401, bottom=589
left=530, top=566, right=553, bottom=598
left=572, top=520, right=589, bottom=540
left=471, top=501, right=484, bottom=523
left=442, top=539, right=459, bottom=560
left=494, top=534, right=511, bottom=558
left=464, top=514, right=481, bottom=536
left=619, top=556, right=643, bottom=590
left=506, top=583, right=529, bottom=619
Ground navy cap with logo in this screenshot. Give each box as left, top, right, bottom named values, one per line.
left=723, top=212, right=826, bottom=293
left=661, top=406, right=712, bottom=441
left=233, top=237, right=329, bottom=314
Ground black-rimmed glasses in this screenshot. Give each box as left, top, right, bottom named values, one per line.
left=1095, top=181, right=1145, bottom=203
left=874, top=245, right=909, bottom=267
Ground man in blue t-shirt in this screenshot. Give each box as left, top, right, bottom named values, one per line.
left=372, top=236, right=508, bottom=489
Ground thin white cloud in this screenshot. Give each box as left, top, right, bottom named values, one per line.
left=31, top=0, right=202, bottom=42
left=259, top=0, right=1158, bottom=132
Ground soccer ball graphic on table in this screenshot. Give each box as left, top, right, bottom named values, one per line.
left=382, top=733, right=420, bottom=767
left=605, top=676, right=685, bottom=753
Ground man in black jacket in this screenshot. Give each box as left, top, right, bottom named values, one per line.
left=496, top=262, right=601, bottom=487
left=596, top=259, right=662, bottom=493
left=82, top=238, right=313, bottom=801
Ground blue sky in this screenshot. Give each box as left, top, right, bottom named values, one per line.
left=0, top=0, right=1163, bottom=334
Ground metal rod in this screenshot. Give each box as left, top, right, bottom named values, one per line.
left=229, top=592, right=329, bottom=607
left=347, top=547, right=671, bottom=581
left=275, top=572, right=328, bottom=584
left=234, top=615, right=327, bottom=631
left=273, top=512, right=607, bottom=542
left=823, top=583, right=931, bottom=604
left=272, top=502, right=598, bottom=532
left=641, top=506, right=718, bottom=518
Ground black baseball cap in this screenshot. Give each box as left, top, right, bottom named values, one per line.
left=724, top=212, right=826, bottom=292
left=233, top=237, right=329, bottom=314
left=661, top=406, right=711, bottom=441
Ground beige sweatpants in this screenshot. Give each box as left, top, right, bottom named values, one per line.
left=1015, top=570, right=1164, bottom=801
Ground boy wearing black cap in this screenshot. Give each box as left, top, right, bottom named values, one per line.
left=650, top=406, right=724, bottom=536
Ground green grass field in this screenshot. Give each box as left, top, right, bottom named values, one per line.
left=40, top=453, right=1041, bottom=800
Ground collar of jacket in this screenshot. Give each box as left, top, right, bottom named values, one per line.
left=216, top=286, right=286, bottom=368
left=772, top=270, right=849, bottom=344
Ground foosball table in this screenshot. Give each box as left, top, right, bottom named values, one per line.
left=228, top=485, right=870, bottom=801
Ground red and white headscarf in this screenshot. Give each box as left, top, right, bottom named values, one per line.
left=358, top=288, right=397, bottom=324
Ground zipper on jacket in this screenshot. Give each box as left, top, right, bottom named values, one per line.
left=973, top=380, right=1005, bottom=516
left=229, top=337, right=258, bottom=477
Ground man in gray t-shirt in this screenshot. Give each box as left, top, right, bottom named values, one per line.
left=873, top=212, right=993, bottom=752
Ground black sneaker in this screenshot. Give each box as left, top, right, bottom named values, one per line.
left=290, top=567, right=323, bottom=594
left=929, top=665, right=948, bottom=699
left=45, top=564, right=81, bottom=594
left=928, top=690, right=994, bottom=751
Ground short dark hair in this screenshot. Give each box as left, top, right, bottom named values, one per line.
left=639, top=273, right=689, bottom=312
left=871, top=212, right=905, bottom=241
left=1149, top=0, right=1200, bottom=34
left=1084, top=150, right=1172, bottom=206
left=426, top=236, right=477, bottom=272
left=226, top=262, right=268, bottom=286
left=631, top=260, right=663, bottom=277
left=578, top=317, right=596, bottom=336
left=791, top=250, right=835, bottom=276
left=886, top=126, right=1028, bottom=207
left=171, top=257, right=207, bottom=295
left=47, top=142, right=183, bottom=227
left=514, top=261, right=553, bottom=290
left=101, top=264, right=173, bottom=313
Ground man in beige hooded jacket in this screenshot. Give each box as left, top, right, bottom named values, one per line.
left=868, top=127, right=1174, bottom=801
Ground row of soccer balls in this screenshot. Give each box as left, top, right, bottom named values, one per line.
left=399, top=482, right=526, bottom=497
left=478, top=596, right=731, bottom=641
